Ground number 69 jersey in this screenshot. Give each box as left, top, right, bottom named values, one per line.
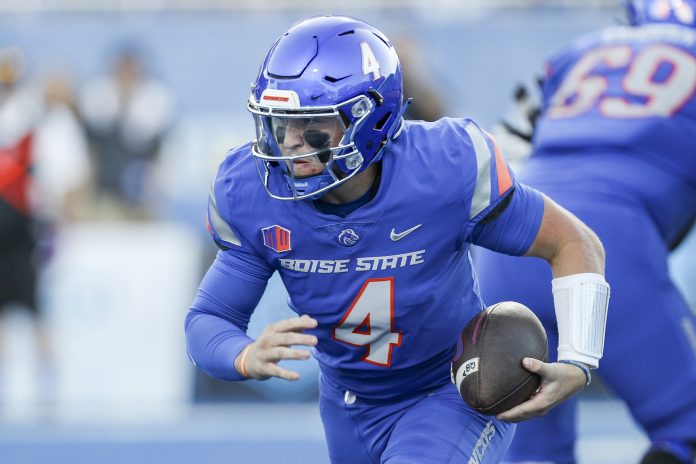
left=201, top=118, right=544, bottom=400
left=533, top=23, right=696, bottom=243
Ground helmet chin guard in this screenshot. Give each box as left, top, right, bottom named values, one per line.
left=248, top=15, right=405, bottom=200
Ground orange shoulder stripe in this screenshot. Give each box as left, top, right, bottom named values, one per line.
left=483, top=130, right=513, bottom=196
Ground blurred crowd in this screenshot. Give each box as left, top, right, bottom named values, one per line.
left=0, top=44, right=176, bottom=225
left=0, top=43, right=178, bottom=410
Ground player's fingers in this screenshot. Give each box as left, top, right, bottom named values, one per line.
left=264, top=347, right=312, bottom=363
left=268, top=332, right=318, bottom=348
left=264, top=363, right=301, bottom=381
left=496, top=392, right=552, bottom=423
left=521, top=357, right=550, bottom=376
left=270, top=315, right=318, bottom=333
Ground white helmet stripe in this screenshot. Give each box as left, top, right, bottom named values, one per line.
left=259, top=89, right=301, bottom=109
left=209, top=182, right=241, bottom=246
left=465, top=123, right=494, bottom=219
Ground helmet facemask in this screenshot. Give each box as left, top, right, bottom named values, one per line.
left=249, top=93, right=376, bottom=200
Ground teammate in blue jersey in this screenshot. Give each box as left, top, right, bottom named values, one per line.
left=184, top=15, right=611, bottom=463
left=474, top=1, right=696, bottom=463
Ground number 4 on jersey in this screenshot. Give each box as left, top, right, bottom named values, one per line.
left=333, top=278, right=402, bottom=366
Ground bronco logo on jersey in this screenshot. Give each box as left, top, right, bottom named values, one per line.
left=261, top=225, right=292, bottom=252
left=337, top=228, right=360, bottom=247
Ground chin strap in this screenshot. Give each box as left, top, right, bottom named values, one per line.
left=372, top=97, right=413, bottom=164
left=389, top=98, right=413, bottom=141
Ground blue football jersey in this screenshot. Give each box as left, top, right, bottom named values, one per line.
left=531, top=23, right=696, bottom=243
left=199, top=118, right=544, bottom=400
left=473, top=23, right=696, bottom=462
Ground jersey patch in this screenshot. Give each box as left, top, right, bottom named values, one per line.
left=262, top=225, right=292, bottom=252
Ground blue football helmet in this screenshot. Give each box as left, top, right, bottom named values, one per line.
left=626, top=0, right=696, bottom=28
left=248, top=15, right=409, bottom=200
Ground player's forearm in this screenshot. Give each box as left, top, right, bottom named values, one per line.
left=183, top=252, right=269, bottom=380
left=525, top=195, right=605, bottom=277
left=184, top=310, right=253, bottom=381
left=526, top=196, right=609, bottom=368
left=547, top=224, right=605, bottom=278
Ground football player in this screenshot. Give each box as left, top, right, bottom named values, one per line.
left=185, top=16, right=610, bottom=463
left=473, top=1, right=696, bottom=463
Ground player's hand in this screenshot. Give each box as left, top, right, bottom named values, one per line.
left=235, top=314, right=318, bottom=381
left=495, top=357, right=587, bottom=423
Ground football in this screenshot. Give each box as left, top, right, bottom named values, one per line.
left=452, top=301, right=548, bottom=416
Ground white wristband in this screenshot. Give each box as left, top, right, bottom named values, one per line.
left=552, top=273, right=610, bottom=369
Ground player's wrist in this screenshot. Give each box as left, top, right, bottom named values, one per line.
left=235, top=343, right=253, bottom=378
left=552, top=272, right=610, bottom=369
left=556, top=349, right=599, bottom=369
left=557, top=359, right=592, bottom=386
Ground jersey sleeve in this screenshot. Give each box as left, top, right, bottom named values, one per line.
left=461, top=122, right=545, bottom=255
left=206, top=172, right=243, bottom=250
left=185, top=249, right=273, bottom=381
left=470, top=182, right=545, bottom=256
left=463, top=121, right=515, bottom=224
left=186, top=157, right=275, bottom=381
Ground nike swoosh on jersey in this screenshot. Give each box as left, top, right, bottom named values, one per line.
left=390, top=224, right=422, bottom=241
